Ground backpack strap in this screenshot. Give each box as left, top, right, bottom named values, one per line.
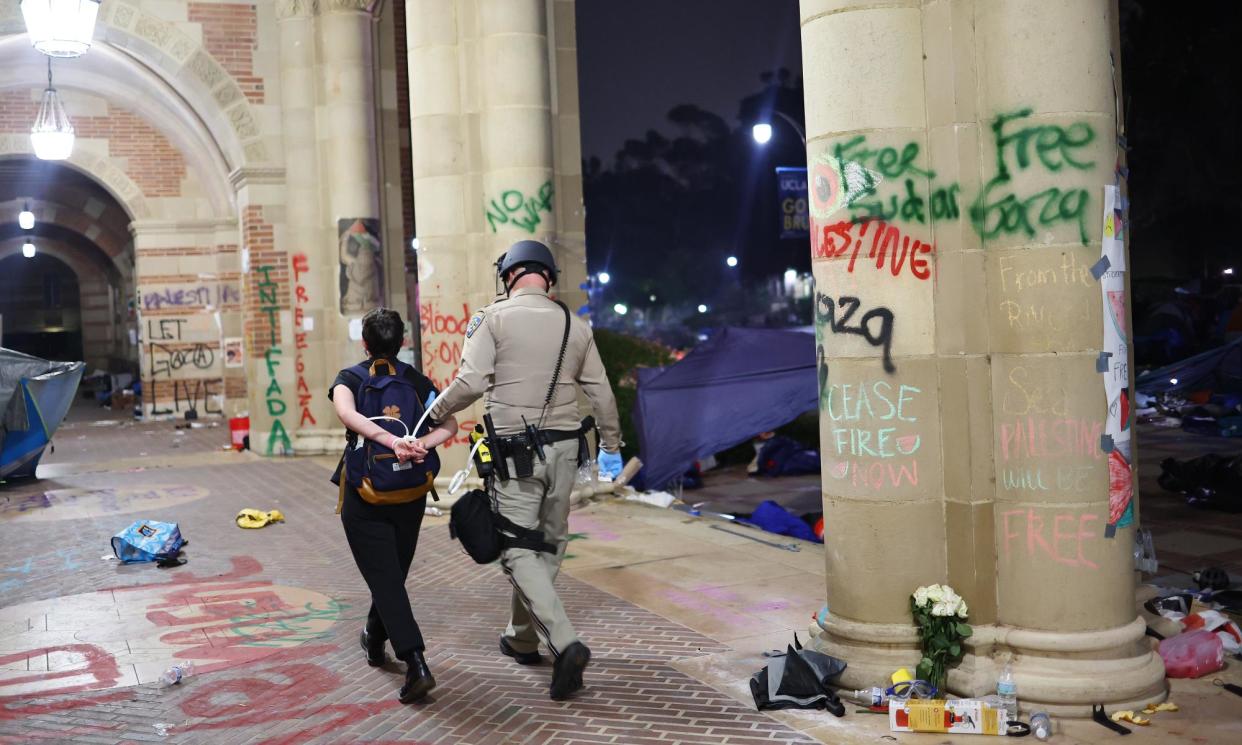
left=493, top=512, right=557, bottom=554
left=369, top=358, right=397, bottom=377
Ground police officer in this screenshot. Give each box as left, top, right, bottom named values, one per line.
left=426, top=239, right=623, bottom=701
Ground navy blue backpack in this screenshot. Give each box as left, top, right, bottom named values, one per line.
left=340, top=358, right=439, bottom=506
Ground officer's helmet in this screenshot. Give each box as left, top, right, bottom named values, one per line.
left=496, top=240, right=558, bottom=287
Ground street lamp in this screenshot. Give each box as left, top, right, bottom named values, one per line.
left=697, top=304, right=708, bottom=314
left=598, top=271, right=611, bottom=285
left=22, top=241, right=36, bottom=258
left=726, top=255, right=738, bottom=267
left=613, top=303, right=628, bottom=316
left=20, top=0, right=101, bottom=58
left=1225, top=267, right=1235, bottom=276
left=752, top=110, right=806, bottom=146
left=18, top=202, right=35, bottom=230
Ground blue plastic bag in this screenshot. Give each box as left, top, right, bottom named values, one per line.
left=111, top=520, right=186, bottom=563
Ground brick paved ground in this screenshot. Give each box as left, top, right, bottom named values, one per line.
left=0, top=413, right=818, bottom=745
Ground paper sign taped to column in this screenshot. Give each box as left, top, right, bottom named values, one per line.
left=348, top=318, right=363, bottom=341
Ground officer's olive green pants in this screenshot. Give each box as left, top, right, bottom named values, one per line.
left=495, top=438, right=579, bottom=657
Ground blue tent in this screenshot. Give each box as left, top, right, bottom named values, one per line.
left=0, top=348, right=84, bottom=480
left=633, top=327, right=818, bottom=490
left=1135, top=337, right=1242, bottom=395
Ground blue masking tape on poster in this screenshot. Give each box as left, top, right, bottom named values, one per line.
left=1090, top=256, right=1112, bottom=280
left=1100, top=434, right=1115, bottom=453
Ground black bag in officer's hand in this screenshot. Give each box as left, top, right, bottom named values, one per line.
left=449, top=489, right=557, bottom=564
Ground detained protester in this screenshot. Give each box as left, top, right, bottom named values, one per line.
left=330, top=308, right=458, bottom=703
left=426, top=240, right=624, bottom=701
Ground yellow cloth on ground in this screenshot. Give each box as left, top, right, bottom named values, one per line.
left=235, top=509, right=285, bottom=529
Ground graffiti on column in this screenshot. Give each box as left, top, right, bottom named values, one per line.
left=257, top=265, right=291, bottom=455
left=144, top=315, right=224, bottom=416
left=821, top=377, right=923, bottom=490
left=810, top=136, right=960, bottom=227
left=484, top=181, right=554, bottom=233
left=418, top=300, right=477, bottom=448
left=971, top=109, right=1096, bottom=245
left=338, top=218, right=383, bottom=315
left=292, top=253, right=316, bottom=429
left=815, top=292, right=896, bottom=373
left=142, top=283, right=241, bottom=311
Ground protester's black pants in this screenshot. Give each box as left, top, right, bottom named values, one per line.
left=340, top=486, right=427, bottom=659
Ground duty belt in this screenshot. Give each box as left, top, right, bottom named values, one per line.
left=483, top=415, right=595, bottom=481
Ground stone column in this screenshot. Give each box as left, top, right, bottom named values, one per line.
left=802, top=0, right=1164, bottom=715
left=407, top=0, right=475, bottom=476
left=277, top=0, right=335, bottom=453
left=547, top=0, right=587, bottom=313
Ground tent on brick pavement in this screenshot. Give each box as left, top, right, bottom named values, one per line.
left=0, top=347, right=84, bottom=479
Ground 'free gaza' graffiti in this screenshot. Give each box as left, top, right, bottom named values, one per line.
left=971, top=108, right=1096, bottom=244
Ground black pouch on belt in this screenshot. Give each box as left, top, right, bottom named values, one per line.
left=510, top=439, right=536, bottom=478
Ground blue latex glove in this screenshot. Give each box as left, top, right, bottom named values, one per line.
left=598, top=448, right=623, bottom=479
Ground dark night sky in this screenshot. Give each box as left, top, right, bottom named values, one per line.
left=576, top=0, right=803, bottom=162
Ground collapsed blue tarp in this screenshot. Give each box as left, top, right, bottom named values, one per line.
left=633, top=327, right=817, bottom=490
left=0, top=348, right=84, bottom=480
left=1136, top=337, right=1242, bottom=395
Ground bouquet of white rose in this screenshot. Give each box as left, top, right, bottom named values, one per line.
left=910, top=584, right=972, bottom=691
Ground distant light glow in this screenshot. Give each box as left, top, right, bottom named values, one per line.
left=22, top=241, right=36, bottom=258
left=783, top=268, right=798, bottom=284
left=726, top=255, right=738, bottom=267
left=410, top=237, right=421, bottom=251
left=1225, top=267, right=1235, bottom=276
left=598, top=272, right=611, bottom=285
left=649, top=294, right=656, bottom=302
left=697, top=304, right=708, bottom=314
left=1170, top=378, right=1179, bottom=385
left=613, top=303, right=628, bottom=316
left=18, top=205, right=35, bottom=230
left=751, top=123, right=773, bottom=144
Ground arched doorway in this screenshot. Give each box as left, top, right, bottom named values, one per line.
left=0, top=157, right=135, bottom=374
left=0, top=251, right=81, bottom=361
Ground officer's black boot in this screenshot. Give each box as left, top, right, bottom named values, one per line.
left=550, top=642, right=590, bottom=701
left=360, top=628, right=387, bottom=667
left=399, top=652, right=436, bottom=703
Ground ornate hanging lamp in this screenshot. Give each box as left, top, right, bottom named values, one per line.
left=20, top=0, right=102, bottom=58
left=30, top=58, right=75, bottom=161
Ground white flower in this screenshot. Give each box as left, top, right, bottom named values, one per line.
left=957, top=600, right=969, bottom=619
left=925, top=584, right=946, bottom=603
left=914, top=586, right=930, bottom=607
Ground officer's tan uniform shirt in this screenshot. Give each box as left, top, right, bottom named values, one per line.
left=426, top=287, right=623, bottom=450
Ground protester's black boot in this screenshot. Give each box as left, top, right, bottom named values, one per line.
left=399, top=652, right=436, bottom=703
left=550, top=642, right=590, bottom=701
left=360, top=628, right=387, bottom=667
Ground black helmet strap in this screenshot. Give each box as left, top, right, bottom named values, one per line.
left=504, top=264, right=554, bottom=294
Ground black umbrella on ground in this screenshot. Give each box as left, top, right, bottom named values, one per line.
left=748, top=634, right=846, bottom=715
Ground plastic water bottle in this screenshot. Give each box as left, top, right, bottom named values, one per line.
left=851, top=687, right=888, bottom=706
left=1030, top=711, right=1052, bottom=741
left=996, top=660, right=1018, bottom=719
left=159, top=661, right=194, bottom=687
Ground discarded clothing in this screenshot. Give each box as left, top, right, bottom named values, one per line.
left=749, top=635, right=846, bottom=715
left=755, top=436, right=820, bottom=477
left=236, top=509, right=285, bottom=529
left=1158, top=454, right=1242, bottom=512
left=740, top=499, right=821, bottom=544
left=112, top=520, right=186, bottom=564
